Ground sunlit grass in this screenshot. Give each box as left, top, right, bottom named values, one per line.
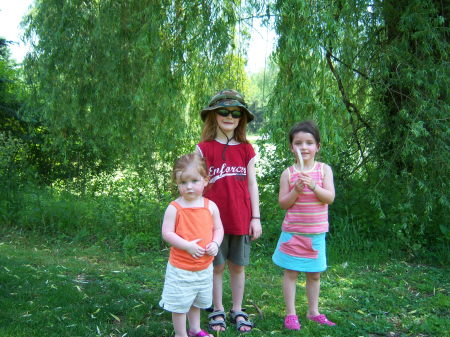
left=0, top=231, right=448, bottom=337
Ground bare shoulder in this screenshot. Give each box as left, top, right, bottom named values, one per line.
left=164, top=203, right=177, bottom=216
left=208, top=199, right=220, bottom=214
left=280, top=167, right=291, bottom=179
left=322, top=163, right=333, bottom=175
left=162, top=202, right=178, bottom=233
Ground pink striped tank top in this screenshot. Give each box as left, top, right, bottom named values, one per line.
left=281, top=162, right=329, bottom=234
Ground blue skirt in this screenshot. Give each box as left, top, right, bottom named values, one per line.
left=272, top=232, right=327, bottom=272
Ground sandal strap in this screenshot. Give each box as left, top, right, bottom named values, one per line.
left=208, top=319, right=226, bottom=328
left=230, top=310, right=254, bottom=332
left=236, top=319, right=254, bottom=329
left=208, top=310, right=227, bottom=330
left=229, top=310, right=248, bottom=322
left=207, top=310, right=226, bottom=320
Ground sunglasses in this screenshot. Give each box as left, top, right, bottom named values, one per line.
left=215, top=109, right=242, bottom=119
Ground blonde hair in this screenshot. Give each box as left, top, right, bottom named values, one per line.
left=200, top=110, right=249, bottom=143
left=172, top=153, right=208, bottom=183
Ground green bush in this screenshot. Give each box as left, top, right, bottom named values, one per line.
left=1, top=179, right=166, bottom=254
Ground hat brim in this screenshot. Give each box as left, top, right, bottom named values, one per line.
left=200, top=99, right=254, bottom=122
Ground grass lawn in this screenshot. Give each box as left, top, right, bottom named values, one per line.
left=0, top=231, right=448, bottom=337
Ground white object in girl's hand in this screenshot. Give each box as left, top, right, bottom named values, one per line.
left=296, top=146, right=304, bottom=171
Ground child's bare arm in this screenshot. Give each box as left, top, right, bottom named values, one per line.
left=205, top=201, right=224, bottom=256
left=279, top=168, right=303, bottom=209
left=247, top=157, right=262, bottom=240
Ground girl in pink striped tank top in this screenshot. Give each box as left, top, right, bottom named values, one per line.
left=272, top=121, right=336, bottom=330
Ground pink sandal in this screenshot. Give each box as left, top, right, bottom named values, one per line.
left=307, top=314, right=336, bottom=326
left=188, top=329, right=212, bottom=337
left=284, top=314, right=301, bottom=330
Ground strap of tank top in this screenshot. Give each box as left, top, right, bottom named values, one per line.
left=171, top=200, right=208, bottom=209
left=170, top=201, right=182, bottom=211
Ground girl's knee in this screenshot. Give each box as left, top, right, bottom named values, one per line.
left=284, top=269, right=300, bottom=279
left=306, top=272, right=321, bottom=281
left=214, top=264, right=225, bottom=274
left=228, top=261, right=245, bottom=274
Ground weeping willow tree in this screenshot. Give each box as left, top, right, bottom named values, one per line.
left=22, top=0, right=251, bottom=192
left=262, top=0, right=449, bottom=252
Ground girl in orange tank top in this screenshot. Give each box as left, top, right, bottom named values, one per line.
left=159, top=153, right=223, bottom=337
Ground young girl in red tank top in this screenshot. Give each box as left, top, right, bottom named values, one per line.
left=159, top=153, right=224, bottom=337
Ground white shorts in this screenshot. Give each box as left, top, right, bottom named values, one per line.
left=159, top=263, right=213, bottom=313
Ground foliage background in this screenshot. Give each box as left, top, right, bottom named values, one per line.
left=0, top=0, right=448, bottom=263
left=260, top=0, right=449, bottom=260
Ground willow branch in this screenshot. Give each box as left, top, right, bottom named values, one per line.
left=238, top=14, right=279, bottom=22
left=325, top=48, right=372, bottom=132
left=323, top=46, right=368, bottom=79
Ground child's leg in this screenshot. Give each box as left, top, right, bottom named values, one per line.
left=228, top=261, right=245, bottom=311
left=212, top=263, right=225, bottom=310
left=305, top=272, right=321, bottom=317
left=172, top=312, right=188, bottom=337
left=229, top=261, right=252, bottom=332
left=283, top=269, right=300, bottom=315
left=186, top=306, right=201, bottom=335
left=209, top=263, right=226, bottom=332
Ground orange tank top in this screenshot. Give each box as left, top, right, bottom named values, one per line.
left=169, top=198, right=214, bottom=271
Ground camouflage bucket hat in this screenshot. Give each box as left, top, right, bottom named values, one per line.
left=200, top=89, right=254, bottom=122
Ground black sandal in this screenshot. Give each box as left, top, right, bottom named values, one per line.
left=208, top=310, right=227, bottom=332
left=230, top=310, right=254, bottom=333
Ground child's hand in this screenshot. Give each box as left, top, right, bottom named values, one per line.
left=186, top=238, right=205, bottom=258
left=299, top=173, right=316, bottom=191
left=293, top=179, right=304, bottom=194
left=205, top=241, right=220, bottom=256
left=250, top=218, right=262, bottom=241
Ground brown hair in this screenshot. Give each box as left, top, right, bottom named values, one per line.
left=289, top=120, right=321, bottom=145
left=172, top=153, right=208, bottom=184
left=200, top=110, right=249, bottom=143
